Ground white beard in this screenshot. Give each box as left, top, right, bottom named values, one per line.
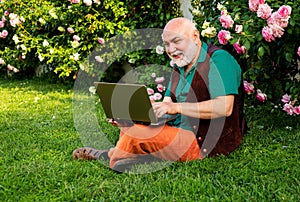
left=173, top=42, right=199, bottom=67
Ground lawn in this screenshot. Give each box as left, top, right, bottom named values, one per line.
left=0, top=78, right=299, bottom=201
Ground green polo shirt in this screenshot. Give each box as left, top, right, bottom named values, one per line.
left=164, top=42, right=241, bottom=131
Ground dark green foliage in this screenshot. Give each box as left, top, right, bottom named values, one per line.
left=191, top=0, right=300, bottom=102
left=0, top=0, right=181, bottom=78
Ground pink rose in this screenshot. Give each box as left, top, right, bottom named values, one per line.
left=220, top=14, right=234, bottom=29
left=153, top=93, right=162, bottom=101
left=293, top=106, right=300, bottom=115
left=73, top=35, right=80, bottom=41
left=270, top=24, right=284, bottom=38
left=262, top=26, right=275, bottom=42
left=170, top=60, right=175, bottom=67
left=249, top=0, right=265, bottom=12
left=248, top=1, right=257, bottom=12
left=277, top=5, right=292, bottom=18
left=69, top=0, right=80, bottom=3
left=281, top=94, right=291, bottom=103
left=97, top=37, right=105, bottom=44
left=0, top=30, right=8, bottom=38
left=95, top=56, right=103, bottom=63
left=221, top=10, right=227, bottom=15
left=257, top=4, right=272, bottom=20
left=243, top=81, right=255, bottom=94
left=67, top=27, right=74, bottom=34
left=149, top=95, right=155, bottom=101
left=233, top=42, right=246, bottom=54
left=83, top=0, right=92, bottom=6
left=7, top=64, right=19, bottom=72
left=156, top=45, right=164, bottom=54
left=268, top=11, right=290, bottom=29
left=217, top=30, right=231, bottom=45
left=93, top=0, right=100, bottom=4
left=4, top=11, right=9, bottom=16
left=147, top=88, right=154, bottom=95
left=157, top=84, right=165, bottom=93
left=155, top=77, right=165, bottom=84
left=235, top=25, right=243, bottom=33
left=9, top=13, right=22, bottom=27
left=13, top=67, right=20, bottom=73
left=283, top=103, right=294, bottom=115
left=7, top=64, right=14, bottom=71
left=297, top=46, right=300, bottom=57
left=0, top=21, right=4, bottom=29
left=0, top=58, right=5, bottom=65
left=256, top=89, right=267, bottom=102
left=267, top=13, right=278, bottom=26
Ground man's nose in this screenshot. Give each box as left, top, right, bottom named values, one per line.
left=168, top=44, right=176, bottom=53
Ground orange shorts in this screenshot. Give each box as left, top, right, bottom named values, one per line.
left=108, top=124, right=202, bottom=167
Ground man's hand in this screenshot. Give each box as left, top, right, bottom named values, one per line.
left=152, top=101, right=180, bottom=118
left=108, top=118, right=134, bottom=127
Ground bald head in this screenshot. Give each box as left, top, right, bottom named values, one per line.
left=162, top=17, right=200, bottom=44
left=164, top=17, right=196, bottom=32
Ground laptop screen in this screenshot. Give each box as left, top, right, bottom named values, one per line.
left=95, top=82, right=158, bottom=124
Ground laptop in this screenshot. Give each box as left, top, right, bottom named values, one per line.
left=94, top=82, right=175, bottom=126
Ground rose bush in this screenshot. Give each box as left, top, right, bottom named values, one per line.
left=0, top=0, right=181, bottom=79
left=146, top=72, right=167, bottom=102
left=191, top=0, right=300, bottom=115
left=1, top=0, right=298, bottom=117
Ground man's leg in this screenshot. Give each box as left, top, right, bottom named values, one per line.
left=108, top=124, right=202, bottom=168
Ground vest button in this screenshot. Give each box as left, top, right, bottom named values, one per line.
left=198, top=137, right=202, bottom=141
left=203, top=148, right=207, bottom=153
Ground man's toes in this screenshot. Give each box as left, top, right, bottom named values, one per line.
left=72, top=148, right=81, bottom=160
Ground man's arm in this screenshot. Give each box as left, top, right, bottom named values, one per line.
left=153, top=95, right=234, bottom=119
left=176, top=95, right=234, bottom=119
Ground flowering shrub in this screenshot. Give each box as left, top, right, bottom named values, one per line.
left=192, top=0, right=300, bottom=115
left=281, top=94, right=300, bottom=115
left=0, top=0, right=180, bottom=78
left=243, top=80, right=268, bottom=104
left=146, top=72, right=167, bottom=102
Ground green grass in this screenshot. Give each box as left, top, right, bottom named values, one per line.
left=0, top=78, right=299, bottom=201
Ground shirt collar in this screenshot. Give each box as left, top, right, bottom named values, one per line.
left=198, top=41, right=208, bottom=64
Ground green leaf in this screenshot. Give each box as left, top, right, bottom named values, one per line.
left=262, top=44, right=270, bottom=56
left=264, top=73, right=270, bottom=79
left=258, top=46, right=265, bottom=58
left=160, top=13, right=164, bottom=21
left=166, top=13, right=170, bottom=20
left=244, top=40, right=251, bottom=50
left=230, top=38, right=238, bottom=45
left=287, top=28, right=293, bottom=34
left=289, top=18, right=295, bottom=26
left=256, top=34, right=263, bottom=41
left=285, top=52, right=292, bottom=62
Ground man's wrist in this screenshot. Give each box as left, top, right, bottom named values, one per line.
left=176, top=103, right=182, bottom=114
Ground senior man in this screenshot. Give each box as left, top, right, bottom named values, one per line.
left=73, top=17, right=246, bottom=172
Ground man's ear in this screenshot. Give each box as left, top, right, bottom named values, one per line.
left=193, top=29, right=200, bottom=43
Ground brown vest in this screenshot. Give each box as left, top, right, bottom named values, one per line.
left=170, top=44, right=245, bottom=157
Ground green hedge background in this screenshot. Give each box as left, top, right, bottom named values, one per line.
left=0, top=0, right=299, bottom=111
